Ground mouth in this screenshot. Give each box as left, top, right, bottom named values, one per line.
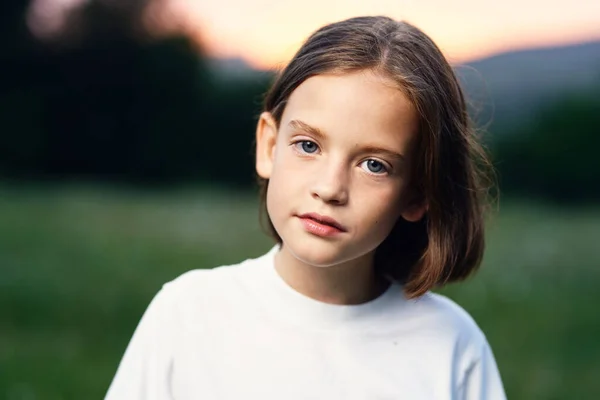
left=296, top=212, right=347, bottom=232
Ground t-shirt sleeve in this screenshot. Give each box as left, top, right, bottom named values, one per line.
left=459, top=338, right=507, bottom=400
left=105, top=283, right=178, bottom=400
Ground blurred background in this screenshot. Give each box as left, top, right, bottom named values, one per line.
left=1, top=0, right=599, bottom=398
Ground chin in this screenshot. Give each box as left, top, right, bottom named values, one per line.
left=283, top=236, right=359, bottom=268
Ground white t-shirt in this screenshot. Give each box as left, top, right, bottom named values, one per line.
left=106, top=246, right=506, bottom=400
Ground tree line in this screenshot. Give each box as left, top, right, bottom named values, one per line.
left=1, top=0, right=598, bottom=201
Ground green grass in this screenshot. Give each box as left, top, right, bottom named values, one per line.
left=1, top=184, right=599, bottom=399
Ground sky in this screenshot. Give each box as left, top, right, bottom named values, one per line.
left=169, top=0, right=600, bottom=68
left=32, top=0, right=600, bottom=69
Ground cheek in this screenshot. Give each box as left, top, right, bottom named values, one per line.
left=355, top=184, right=403, bottom=229
left=265, top=156, right=296, bottom=221
left=269, top=147, right=309, bottom=193
left=269, top=154, right=293, bottom=193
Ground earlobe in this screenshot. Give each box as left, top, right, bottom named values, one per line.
left=400, top=201, right=428, bottom=222
left=255, top=112, right=278, bottom=179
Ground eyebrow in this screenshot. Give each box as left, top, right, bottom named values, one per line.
left=359, top=146, right=405, bottom=162
left=288, top=119, right=326, bottom=141
left=288, top=119, right=405, bottom=162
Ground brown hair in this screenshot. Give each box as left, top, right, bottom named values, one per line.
left=258, top=16, right=494, bottom=298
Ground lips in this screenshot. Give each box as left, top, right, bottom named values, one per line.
left=297, top=212, right=347, bottom=232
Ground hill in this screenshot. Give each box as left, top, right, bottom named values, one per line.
left=208, top=40, right=600, bottom=130
left=457, top=40, right=600, bottom=129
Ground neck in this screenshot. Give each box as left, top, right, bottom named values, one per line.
left=273, top=245, right=389, bottom=305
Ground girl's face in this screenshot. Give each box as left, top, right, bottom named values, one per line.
left=256, top=69, right=425, bottom=268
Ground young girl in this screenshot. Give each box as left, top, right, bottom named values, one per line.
left=106, top=16, right=506, bottom=399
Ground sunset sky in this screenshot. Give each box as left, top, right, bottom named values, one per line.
left=168, top=0, right=600, bottom=69
left=34, top=0, right=600, bottom=69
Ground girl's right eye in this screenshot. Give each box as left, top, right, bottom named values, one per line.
left=294, top=140, right=319, bottom=154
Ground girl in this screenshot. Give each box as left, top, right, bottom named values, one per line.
left=106, top=16, right=506, bottom=399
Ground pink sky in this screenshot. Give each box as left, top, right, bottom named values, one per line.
left=33, top=0, right=600, bottom=69
left=169, top=0, right=600, bottom=68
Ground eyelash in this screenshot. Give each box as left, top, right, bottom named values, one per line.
left=291, top=140, right=390, bottom=176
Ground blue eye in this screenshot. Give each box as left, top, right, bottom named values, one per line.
left=296, top=141, right=319, bottom=154
left=361, top=159, right=387, bottom=174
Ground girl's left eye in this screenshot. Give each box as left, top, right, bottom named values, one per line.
left=360, top=159, right=388, bottom=174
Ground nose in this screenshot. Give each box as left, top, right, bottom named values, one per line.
left=310, top=157, right=349, bottom=205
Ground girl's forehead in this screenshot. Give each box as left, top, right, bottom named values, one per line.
left=293, top=70, right=401, bottom=100
left=282, top=70, right=418, bottom=142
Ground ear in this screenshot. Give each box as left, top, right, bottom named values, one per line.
left=255, top=112, right=278, bottom=179
left=401, top=202, right=427, bottom=222
left=400, top=190, right=428, bottom=222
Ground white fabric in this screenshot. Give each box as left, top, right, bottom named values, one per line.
left=106, top=246, right=506, bottom=400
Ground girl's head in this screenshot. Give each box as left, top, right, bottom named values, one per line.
left=255, top=16, right=493, bottom=298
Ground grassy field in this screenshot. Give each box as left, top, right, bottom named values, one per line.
left=1, top=184, right=599, bottom=399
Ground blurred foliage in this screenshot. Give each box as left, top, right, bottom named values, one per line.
left=1, top=0, right=598, bottom=200
left=492, top=88, right=600, bottom=203
left=0, top=0, right=272, bottom=186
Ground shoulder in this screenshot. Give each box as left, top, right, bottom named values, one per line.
left=404, top=291, right=488, bottom=351
left=415, top=292, right=483, bottom=332
left=165, top=258, right=248, bottom=291
left=400, top=292, right=496, bottom=379
left=155, top=250, right=270, bottom=315
left=406, top=293, right=505, bottom=396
